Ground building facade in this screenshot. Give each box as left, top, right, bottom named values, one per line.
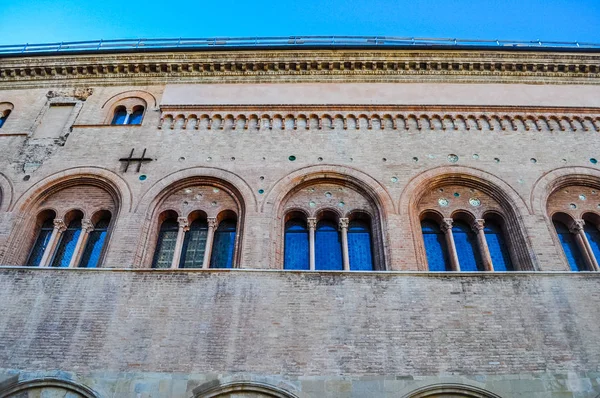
left=0, top=39, right=600, bottom=397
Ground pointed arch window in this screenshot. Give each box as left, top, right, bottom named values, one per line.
left=452, top=220, right=484, bottom=271
left=315, top=219, right=343, bottom=270
left=51, top=217, right=82, bottom=267
left=284, top=218, right=310, bottom=270
left=26, top=216, right=55, bottom=266
left=483, top=220, right=514, bottom=271
left=152, top=218, right=179, bottom=269
left=210, top=219, right=237, bottom=269
left=347, top=218, right=373, bottom=271
left=553, top=219, right=587, bottom=271
left=0, top=109, right=10, bottom=128
left=180, top=218, right=208, bottom=268
left=79, top=215, right=111, bottom=268
left=421, top=219, right=451, bottom=271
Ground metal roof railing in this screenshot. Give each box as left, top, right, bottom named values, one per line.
left=1, top=36, right=599, bottom=56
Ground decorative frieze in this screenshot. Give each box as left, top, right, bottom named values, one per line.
left=157, top=106, right=600, bottom=132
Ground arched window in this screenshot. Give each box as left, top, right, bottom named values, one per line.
left=79, top=214, right=111, bottom=268
left=26, top=213, right=56, bottom=266
left=129, top=106, right=144, bottom=124
left=484, top=219, right=514, bottom=271
left=584, top=220, right=600, bottom=266
left=452, top=220, right=484, bottom=271
left=111, top=106, right=128, bottom=125
left=315, top=219, right=343, bottom=270
left=152, top=217, right=179, bottom=268
left=421, top=219, right=451, bottom=271
left=0, top=109, right=10, bottom=128
left=553, top=219, right=587, bottom=271
left=284, top=218, right=309, bottom=270
left=180, top=218, right=208, bottom=268
left=348, top=218, right=373, bottom=271
left=51, top=215, right=83, bottom=267
left=210, top=219, right=237, bottom=269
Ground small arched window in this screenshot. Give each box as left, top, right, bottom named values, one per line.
left=111, top=106, right=128, bottom=125
left=0, top=109, right=10, bottom=128
left=51, top=215, right=83, bottom=267
left=79, top=214, right=111, bottom=268
left=421, top=219, right=451, bottom=271
left=484, top=220, right=514, bottom=271
left=452, top=220, right=484, bottom=271
left=180, top=218, right=209, bottom=268
left=210, top=219, right=237, bottom=269
left=553, top=219, right=587, bottom=271
left=129, top=106, right=144, bottom=125
left=584, top=222, right=600, bottom=266
left=347, top=218, right=373, bottom=271
left=26, top=213, right=56, bottom=266
left=152, top=217, right=179, bottom=268
left=284, top=218, right=309, bottom=270
left=315, top=219, right=343, bottom=270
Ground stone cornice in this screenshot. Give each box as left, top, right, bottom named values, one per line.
left=1, top=49, right=600, bottom=88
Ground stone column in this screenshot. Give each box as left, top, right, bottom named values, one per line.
left=307, top=217, right=317, bottom=271
left=123, top=111, right=131, bottom=125
left=441, top=218, right=460, bottom=271
left=570, top=219, right=599, bottom=271
left=202, top=218, right=218, bottom=269
left=68, top=219, right=94, bottom=268
left=472, top=219, right=494, bottom=271
left=339, top=218, right=350, bottom=271
left=170, top=217, right=189, bottom=269
left=39, top=219, right=67, bottom=267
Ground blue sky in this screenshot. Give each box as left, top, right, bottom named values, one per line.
left=1, top=0, right=599, bottom=46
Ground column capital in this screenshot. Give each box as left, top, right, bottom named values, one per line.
left=440, top=218, right=453, bottom=232
left=569, top=219, right=585, bottom=234
left=177, top=217, right=189, bottom=232
left=81, top=219, right=95, bottom=233
left=471, top=219, right=485, bottom=232
left=53, top=219, right=67, bottom=233
left=307, top=217, right=317, bottom=229
left=339, top=217, right=349, bottom=229
left=207, top=217, right=218, bottom=229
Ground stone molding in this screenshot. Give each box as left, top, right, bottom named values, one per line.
left=2, top=49, right=600, bottom=87
left=157, top=106, right=600, bottom=132
left=402, top=383, right=503, bottom=398
left=0, top=377, right=98, bottom=398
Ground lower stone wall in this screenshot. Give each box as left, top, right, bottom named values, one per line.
left=1, top=268, right=599, bottom=397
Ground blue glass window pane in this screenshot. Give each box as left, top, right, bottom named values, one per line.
left=26, top=219, right=54, bottom=266
left=585, top=223, right=600, bottom=267
left=79, top=219, right=110, bottom=268
left=554, top=220, right=587, bottom=272
left=129, top=109, right=144, bottom=124
left=210, top=220, right=236, bottom=269
left=152, top=219, right=179, bottom=268
left=453, top=221, right=484, bottom=271
left=51, top=218, right=82, bottom=268
left=422, top=220, right=451, bottom=271
left=284, top=219, right=309, bottom=270
left=111, top=108, right=127, bottom=125
left=484, top=222, right=514, bottom=271
left=180, top=219, right=208, bottom=268
left=315, top=220, right=343, bottom=270
left=0, top=116, right=6, bottom=128
left=348, top=220, right=373, bottom=271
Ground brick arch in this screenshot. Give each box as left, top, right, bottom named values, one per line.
left=400, top=166, right=534, bottom=271
left=265, top=164, right=394, bottom=270
left=402, top=383, right=503, bottom=398
left=135, top=168, right=254, bottom=268
left=193, top=379, right=298, bottom=398
left=0, top=172, right=13, bottom=213
left=0, top=377, right=99, bottom=398
left=3, top=167, right=130, bottom=266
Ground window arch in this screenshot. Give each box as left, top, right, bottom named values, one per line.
left=51, top=210, right=83, bottom=267
left=420, top=213, right=451, bottom=272
left=180, top=211, right=209, bottom=269
left=452, top=217, right=484, bottom=272
left=347, top=212, right=374, bottom=271
left=210, top=215, right=237, bottom=269
left=79, top=211, right=112, bottom=268
left=552, top=213, right=589, bottom=271
left=483, top=214, right=514, bottom=271
left=583, top=212, right=600, bottom=267
left=315, top=212, right=343, bottom=271
left=284, top=212, right=310, bottom=270
left=26, top=210, right=56, bottom=266
left=152, top=211, right=180, bottom=269
left=111, top=105, right=128, bottom=125
left=403, top=383, right=503, bottom=398
left=106, top=97, right=147, bottom=125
